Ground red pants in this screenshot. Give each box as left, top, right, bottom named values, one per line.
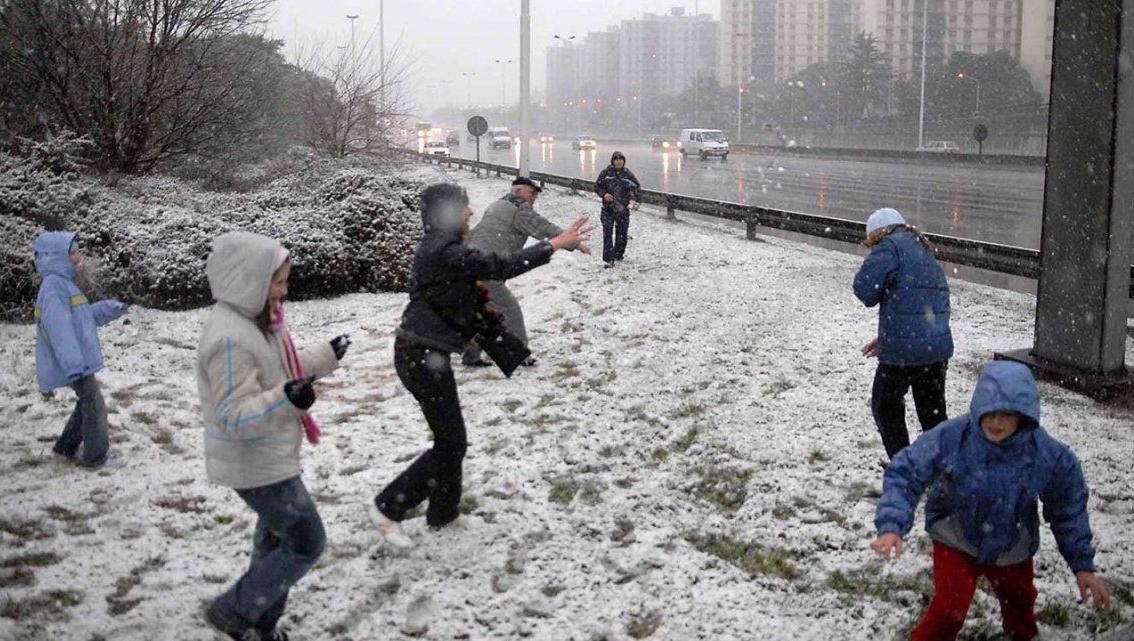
left=912, top=542, right=1039, bottom=641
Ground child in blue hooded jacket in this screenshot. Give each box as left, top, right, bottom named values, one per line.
left=33, top=232, right=128, bottom=468
left=871, top=361, right=1110, bottom=641
left=854, top=208, right=953, bottom=460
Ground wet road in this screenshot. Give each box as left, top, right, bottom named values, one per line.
left=446, top=139, right=1046, bottom=249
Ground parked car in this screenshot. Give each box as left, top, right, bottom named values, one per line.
left=572, top=135, right=596, bottom=151
left=917, top=140, right=961, bottom=153
left=424, top=140, right=451, bottom=159
left=678, top=128, right=729, bottom=160
left=488, top=126, right=512, bottom=149
left=650, top=135, right=676, bottom=151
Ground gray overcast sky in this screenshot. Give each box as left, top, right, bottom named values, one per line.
left=267, top=0, right=719, bottom=116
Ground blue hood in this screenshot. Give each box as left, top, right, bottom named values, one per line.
left=969, top=361, right=1041, bottom=434
left=34, top=232, right=77, bottom=280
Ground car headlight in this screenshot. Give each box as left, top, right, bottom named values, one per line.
left=662, top=142, right=670, bottom=148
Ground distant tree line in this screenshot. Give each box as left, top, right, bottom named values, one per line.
left=0, top=0, right=412, bottom=174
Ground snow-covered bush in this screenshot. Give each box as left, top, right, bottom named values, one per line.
left=1, top=156, right=423, bottom=321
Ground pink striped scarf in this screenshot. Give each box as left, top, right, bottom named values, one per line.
left=270, top=307, right=321, bottom=445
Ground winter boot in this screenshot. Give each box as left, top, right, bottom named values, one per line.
left=204, top=602, right=259, bottom=641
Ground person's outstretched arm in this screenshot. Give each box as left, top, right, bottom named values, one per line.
left=1041, top=446, right=1111, bottom=609
left=515, top=202, right=563, bottom=241
left=440, top=217, right=591, bottom=281
left=872, top=427, right=946, bottom=558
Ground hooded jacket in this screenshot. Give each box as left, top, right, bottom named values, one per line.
left=876, top=361, right=1096, bottom=572
left=398, top=202, right=554, bottom=353
left=196, top=232, right=339, bottom=490
left=33, top=232, right=127, bottom=392
left=853, top=229, right=953, bottom=366
left=467, top=193, right=563, bottom=260
left=594, top=157, right=641, bottom=210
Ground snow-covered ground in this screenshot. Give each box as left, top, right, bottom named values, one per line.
left=1, top=166, right=1131, bottom=641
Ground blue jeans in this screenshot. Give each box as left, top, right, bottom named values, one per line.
left=53, top=375, right=109, bottom=467
left=214, top=476, right=326, bottom=631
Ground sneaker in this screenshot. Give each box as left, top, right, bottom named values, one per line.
left=368, top=500, right=416, bottom=551
left=603, top=261, right=615, bottom=269
left=462, top=357, right=493, bottom=368
left=204, top=602, right=257, bottom=641
left=80, top=455, right=125, bottom=471
left=521, top=356, right=538, bottom=367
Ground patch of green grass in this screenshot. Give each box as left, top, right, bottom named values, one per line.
left=459, top=495, right=479, bottom=515
left=585, top=370, right=617, bottom=391
left=771, top=504, right=798, bottom=520
left=651, top=447, right=670, bottom=463
left=502, top=400, right=523, bottom=413
left=0, top=589, right=83, bottom=620
left=131, top=411, right=157, bottom=426
left=686, top=532, right=798, bottom=581
left=559, top=320, right=582, bottom=334
left=528, top=413, right=566, bottom=427
left=843, top=481, right=873, bottom=503
left=826, top=565, right=934, bottom=606
left=626, top=610, right=663, bottom=639
left=552, top=362, right=581, bottom=381
left=43, top=505, right=94, bottom=535
left=403, top=505, right=426, bottom=520
left=542, top=584, right=565, bottom=597
left=153, top=496, right=208, bottom=514
left=672, top=425, right=702, bottom=452
left=0, top=567, right=35, bottom=588
left=482, top=438, right=507, bottom=455
left=807, top=449, right=831, bottom=464
left=1036, top=601, right=1070, bottom=627
left=548, top=479, right=579, bottom=505
left=0, top=516, right=53, bottom=541
left=598, top=444, right=625, bottom=458
left=668, top=403, right=706, bottom=420
left=579, top=484, right=604, bottom=506
left=687, top=466, right=752, bottom=512
left=1, top=552, right=60, bottom=568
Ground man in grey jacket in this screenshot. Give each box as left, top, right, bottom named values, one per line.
left=462, top=177, right=588, bottom=366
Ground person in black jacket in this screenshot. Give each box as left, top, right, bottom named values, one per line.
left=593, top=151, right=641, bottom=268
left=369, top=182, right=591, bottom=549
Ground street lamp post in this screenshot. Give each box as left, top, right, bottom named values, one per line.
left=346, top=14, right=358, bottom=62
left=957, top=72, right=981, bottom=113
left=462, top=72, right=476, bottom=109
left=494, top=59, right=513, bottom=107
left=917, top=0, right=928, bottom=149
left=519, top=0, right=531, bottom=177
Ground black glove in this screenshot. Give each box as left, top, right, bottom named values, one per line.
left=331, top=334, right=352, bottom=360
left=284, top=376, right=316, bottom=410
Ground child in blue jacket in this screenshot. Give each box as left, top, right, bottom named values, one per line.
left=871, top=361, right=1110, bottom=640
left=854, top=208, right=953, bottom=460
left=34, top=232, right=128, bottom=468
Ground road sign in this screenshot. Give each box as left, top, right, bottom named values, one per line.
left=467, top=116, right=488, bottom=137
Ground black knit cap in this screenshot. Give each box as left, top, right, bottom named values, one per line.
left=511, top=176, right=543, bottom=193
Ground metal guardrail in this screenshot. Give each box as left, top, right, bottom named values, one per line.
left=408, top=150, right=1133, bottom=297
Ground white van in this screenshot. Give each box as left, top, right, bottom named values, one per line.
left=678, top=128, right=729, bottom=160
left=488, top=126, right=512, bottom=149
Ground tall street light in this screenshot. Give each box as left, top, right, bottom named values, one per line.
left=737, top=75, right=754, bottom=143
left=345, top=14, right=359, bottom=62
left=957, top=72, right=981, bottom=113
left=462, top=72, right=476, bottom=109
left=495, top=59, right=513, bottom=108
left=519, top=0, right=531, bottom=177
left=917, top=0, right=929, bottom=149
left=731, top=31, right=750, bottom=140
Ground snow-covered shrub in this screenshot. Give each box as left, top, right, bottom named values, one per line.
left=0, top=157, right=423, bottom=321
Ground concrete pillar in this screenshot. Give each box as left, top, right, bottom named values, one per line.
left=998, top=0, right=1134, bottom=398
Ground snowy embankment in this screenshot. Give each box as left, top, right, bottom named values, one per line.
left=1, top=165, right=1131, bottom=641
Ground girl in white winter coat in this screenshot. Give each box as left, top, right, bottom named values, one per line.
left=196, top=231, right=350, bottom=641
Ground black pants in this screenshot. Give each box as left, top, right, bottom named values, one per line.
left=376, top=338, right=467, bottom=527
left=601, top=208, right=630, bottom=263
left=872, top=361, right=949, bottom=459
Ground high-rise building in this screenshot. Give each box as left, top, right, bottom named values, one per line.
left=580, top=27, right=621, bottom=103
left=720, top=0, right=857, bottom=86
left=1019, top=0, right=1054, bottom=98
left=618, top=7, right=718, bottom=100
left=546, top=41, right=581, bottom=110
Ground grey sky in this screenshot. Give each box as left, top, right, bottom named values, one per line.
left=267, top=0, right=719, bottom=116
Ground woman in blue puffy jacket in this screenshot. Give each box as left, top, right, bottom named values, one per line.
left=33, top=232, right=128, bottom=469
left=853, top=208, right=953, bottom=460
left=870, top=361, right=1110, bottom=640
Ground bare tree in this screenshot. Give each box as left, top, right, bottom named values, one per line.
left=1, top=0, right=280, bottom=173
left=295, top=27, right=413, bottom=158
